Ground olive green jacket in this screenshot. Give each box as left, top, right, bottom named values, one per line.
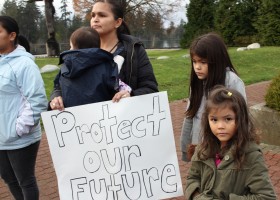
left=185, top=142, right=276, bottom=200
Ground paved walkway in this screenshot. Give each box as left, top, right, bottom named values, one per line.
left=1, top=81, right=279, bottom=200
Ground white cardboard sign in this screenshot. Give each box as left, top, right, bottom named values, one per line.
left=41, top=92, right=183, bottom=200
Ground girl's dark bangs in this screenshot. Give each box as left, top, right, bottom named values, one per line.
left=191, top=44, right=207, bottom=59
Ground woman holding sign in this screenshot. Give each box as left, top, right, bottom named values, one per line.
left=50, top=0, right=158, bottom=110
left=0, top=16, right=47, bottom=200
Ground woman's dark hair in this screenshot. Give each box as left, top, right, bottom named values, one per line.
left=70, top=26, right=100, bottom=49
left=18, top=35, right=30, bottom=52
left=0, top=16, right=19, bottom=46
left=198, top=85, right=259, bottom=169
left=94, top=0, right=130, bottom=36
left=186, top=32, right=237, bottom=118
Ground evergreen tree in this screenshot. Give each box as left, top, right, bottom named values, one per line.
left=17, top=1, right=42, bottom=43
left=255, top=0, right=280, bottom=45
left=180, top=0, right=216, bottom=48
left=1, top=0, right=44, bottom=44
left=166, top=21, right=184, bottom=48
left=1, top=0, right=18, bottom=17
left=59, top=0, right=72, bottom=42
left=215, top=0, right=259, bottom=46
left=37, top=17, right=48, bottom=43
left=175, top=20, right=186, bottom=40
left=166, top=22, right=176, bottom=37
left=68, top=15, right=87, bottom=35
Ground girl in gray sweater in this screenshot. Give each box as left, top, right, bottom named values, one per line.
left=180, top=32, right=246, bottom=162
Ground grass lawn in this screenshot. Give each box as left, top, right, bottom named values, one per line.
left=37, top=47, right=280, bottom=102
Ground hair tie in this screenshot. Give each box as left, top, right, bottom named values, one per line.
left=227, top=92, right=232, bottom=97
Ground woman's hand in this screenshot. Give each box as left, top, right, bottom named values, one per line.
left=50, top=96, right=65, bottom=111
left=112, top=90, right=131, bottom=102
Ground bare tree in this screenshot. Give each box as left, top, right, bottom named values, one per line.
left=72, top=0, right=179, bottom=21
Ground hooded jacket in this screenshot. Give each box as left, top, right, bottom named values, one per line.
left=56, top=48, right=119, bottom=108
left=0, top=45, right=47, bottom=150
left=185, top=142, right=277, bottom=200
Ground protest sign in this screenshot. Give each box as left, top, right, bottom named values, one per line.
left=41, top=91, right=183, bottom=200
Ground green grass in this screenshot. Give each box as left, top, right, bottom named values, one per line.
left=37, top=47, right=280, bottom=102
left=36, top=57, right=60, bottom=98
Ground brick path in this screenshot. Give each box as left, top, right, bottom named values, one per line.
left=1, top=81, right=279, bottom=200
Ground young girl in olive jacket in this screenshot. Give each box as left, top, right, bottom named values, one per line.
left=185, top=86, right=276, bottom=200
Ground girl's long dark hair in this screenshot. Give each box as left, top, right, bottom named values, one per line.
left=18, top=35, right=30, bottom=52
left=186, top=32, right=237, bottom=118
left=198, top=85, right=259, bottom=169
left=94, top=0, right=130, bottom=37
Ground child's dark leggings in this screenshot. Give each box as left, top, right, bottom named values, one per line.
left=0, top=141, right=40, bottom=200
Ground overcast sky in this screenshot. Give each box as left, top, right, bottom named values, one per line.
left=0, top=0, right=189, bottom=28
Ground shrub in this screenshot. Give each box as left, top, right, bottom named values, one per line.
left=265, top=73, right=280, bottom=111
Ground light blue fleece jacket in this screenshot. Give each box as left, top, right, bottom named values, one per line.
left=0, top=45, right=47, bottom=150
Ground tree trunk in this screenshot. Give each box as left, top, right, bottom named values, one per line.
left=44, top=0, right=60, bottom=56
